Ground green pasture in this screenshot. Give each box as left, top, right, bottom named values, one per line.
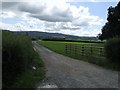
left=38, top=40, right=104, bottom=57
left=38, top=40, right=120, bottom=71
left=38, top=40, right=104, bottom=53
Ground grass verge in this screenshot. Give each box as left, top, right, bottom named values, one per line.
left=38, top=40, right=120, bottom=71
left=12, top=50, right=45, bottom=89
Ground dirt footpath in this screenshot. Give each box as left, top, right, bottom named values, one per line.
left=33, top=42, right=119, bottom=88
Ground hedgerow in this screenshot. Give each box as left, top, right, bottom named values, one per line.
left=2, top=30, right=35, bottom=88
left=105, top=37, right=120, bottom=64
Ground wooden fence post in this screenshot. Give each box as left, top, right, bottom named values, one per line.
left=65, top=44, right=67, bottom=54
left=90, top=46, right=93, bottom=55
left=81, top=46, right=84, bottom=56
left=74, top=44, right=77, bottom=56
left=69, top=44, right=71, bottom=54
left=100, top=47, right=103, bottom=56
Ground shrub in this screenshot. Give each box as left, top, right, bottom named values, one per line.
left=2, top=31, right=34, bottom=88
left=105, top=37, right=120, bottom=63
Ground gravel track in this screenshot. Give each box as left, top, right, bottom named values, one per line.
left=33, top=41, right=119, bottom=89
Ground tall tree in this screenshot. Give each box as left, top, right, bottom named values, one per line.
left=99, top=1, right=120, bottom=40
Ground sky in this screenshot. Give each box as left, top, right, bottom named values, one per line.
left=0, top=0, right=119, bottom=37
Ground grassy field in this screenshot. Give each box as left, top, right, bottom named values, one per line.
left=38, top=40, right=104, bottom=55
left=38, top=40, right=120, bottom=71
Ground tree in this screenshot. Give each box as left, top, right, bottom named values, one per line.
left=97, top=33, right=103, bottom=41
left=99, top=1, right=120, bottom=40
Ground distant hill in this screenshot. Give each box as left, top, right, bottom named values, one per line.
left=13, top=31, right=98, bottom=41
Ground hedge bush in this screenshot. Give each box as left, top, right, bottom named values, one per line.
left=2, top=31, right=34, bottom=88
left=105, top=37, right=120, bottom=63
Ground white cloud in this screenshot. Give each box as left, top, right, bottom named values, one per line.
left=18, top=1, right=73, bottom=22
left=1, top=0, right=104, bottom=36
left=0, top=11, right=16, bottom=18
left=66, top=0, right=119, bottom=2
left=0, top=22, right=27, bottom=31
left=2, top=0, right=119, bottom=2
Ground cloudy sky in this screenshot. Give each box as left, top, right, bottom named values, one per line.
left=0, top=0, right=119, bottom=36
